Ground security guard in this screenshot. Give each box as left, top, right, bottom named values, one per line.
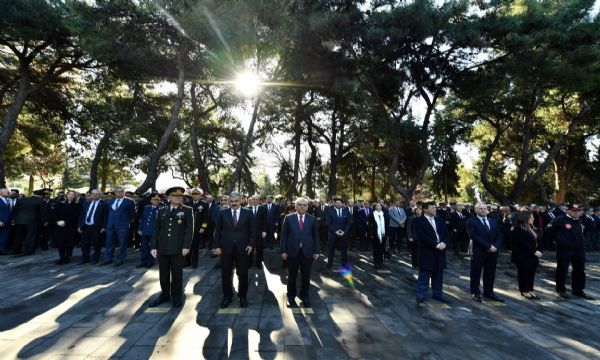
left=184, top=188, right=208, bottom=268
left=545, top=203, right=593, bottom=300
left=137, top=194, right=162, bottom=268
left=149, top=187, right=193, bottom=308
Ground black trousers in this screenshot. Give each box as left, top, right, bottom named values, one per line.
left=388, top=226, right=400, bottom=250
left=186, top=230, right=201, bottom=266
left=328, top=235, right=348, bottom=266
left=357, top=226, right=369, bottom=251
left=287, top=251, right=313, bottom=300
left=158, top=254, right=184, bottom=301
left=250, top=233, right=264, bottom=265
left=80, top=224, right=103, bottom=262
left=58, top=246, right=72, bottom=262
left=470, top=252, right=498, bottom=296
left=221, top=248, right=249, bottom=299
left=371, top=236, right=385, bottom=266
left=517, top=265, right=537, bottom=292
left=555, top=248, right=586, bottom=293
left=14, top=224, right=38, bottom=254
left=38, top=224, right=51, bottom=250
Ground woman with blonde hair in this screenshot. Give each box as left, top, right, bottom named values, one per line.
left=51, top=190, right=82, bottom=264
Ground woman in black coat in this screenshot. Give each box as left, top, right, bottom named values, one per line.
left=368, top=203, right=389, bottom=269
left=510, top=210, right=543, bottom=299
left=52, top=191, right=82, bottom=264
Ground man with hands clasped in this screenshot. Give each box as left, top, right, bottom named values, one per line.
left=280, top=197, right=320, bottom=308
left=467, top=202, right=504, bottom=303
left=149, top=187, right=193, bottom=308
left=412, top=202, right=451, bottom=304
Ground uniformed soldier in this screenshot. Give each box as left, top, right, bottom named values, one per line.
left=545, top=204, right=593, bottom=300
left=149, top=187, right=193, bottom=308
left=184, top=188, right=208, bottom=268
left=12, top=189, right=44, bottom=255
left=137, top=194, right=161, bottom=268
left=39, top=188, right=56, bottom=251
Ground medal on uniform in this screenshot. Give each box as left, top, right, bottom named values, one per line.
left=565, top=224, right=572, bottom=229
left=177, top=212, right=184, bottom=224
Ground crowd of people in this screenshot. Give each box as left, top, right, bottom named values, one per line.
left=0, top=186, right=597, bottom=308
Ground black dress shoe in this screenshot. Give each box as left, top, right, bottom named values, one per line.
left=557, top=292, right=570, bottom=300
left=78, top=260, right=90, bottom=265
left=484, top=294, right=504, bottom=302
left=172, top=299, right=183, bottom=308
left=136, top=264, right=147, bottom=268
left=472, top=294, right=483, bottom=303
left=416, top=297, right=425, bottom=304
left=149, top=295, right=170, bottom=307
left=220, top=297, right=232, bottom=309
left=300, top=298, right=311, bottom=308
left=100, top=260, right=112, bottom=266
left=240, top=298, right=248, bottom=308
left=433, top=296, right=451, bottom=304
left=573, top=292, right=593, bottom=300
left=286, top=299, right=298, bottom=308
left=55, top=259, right=65, bottom=265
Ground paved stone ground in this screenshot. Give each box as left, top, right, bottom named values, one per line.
left=0, top=244, right=599, bottom=359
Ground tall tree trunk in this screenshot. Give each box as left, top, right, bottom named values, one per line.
left=326, top=112, right=338, bottom=199
left=0, top=72, right=29, bottom=187
left=287, top=95, right=303, bottom=198
left=227, top=97, right=262, bottom=193
left=305, top=125, right=318, bottom=199
left=189, top=83, right=211, bottom=192
left=136, top=48, right=188, bottom=194
left=89, top=130, right=113, bottom=191
left=28, top=174, right=34, bottom=195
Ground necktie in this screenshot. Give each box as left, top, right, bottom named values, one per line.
left=86, top=201, right=97, bottom=224
left=253, top=206, right=257, bottom=215
left=233, top=210, right=238, bottom=226
left=366, top=208, right=369, bottom=217
left=482, top=218, right=490, bottom=230
left=299, top=215, right=304, bottom=230
left=338, top=209, right=341, bottom=218
left=268, top=204, right=271, bottom=212
left=113, top=199, right=121, bottom=211
left=349, top=207, right=353, bottom=215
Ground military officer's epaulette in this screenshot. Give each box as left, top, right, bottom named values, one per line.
left=180, top=204, right=192, bottom=210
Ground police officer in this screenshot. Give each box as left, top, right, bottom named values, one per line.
left=137, top=194, right=161, bottom=268
left=545, top=204, right=593, bottom=300
left=185, top=188, right=208, bottom=268
left=149, top=187, right=193, bottom=308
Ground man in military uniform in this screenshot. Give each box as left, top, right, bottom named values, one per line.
left=137, top=194, right=161, bottom=268
left=39, top=189, right=56, bottom=251
left=149, top=187, right=193, bottom=308
left=185, top=188, right=208, bottom=268
left=12, top=189, right=44, bottom=255
left=545, top=204, right=593, bottom=300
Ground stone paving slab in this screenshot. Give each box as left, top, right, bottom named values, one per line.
left=0, top=247, right=599, bottom=359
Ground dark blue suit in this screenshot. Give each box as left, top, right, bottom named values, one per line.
left=0, top=198, right=11, bottom=253
left=357, top=207, right=372, bottom=250
left=104, top=197, right=136, bottom=264
left=78, top=199, right=108, bottom=263
left=413, top=216, right=449, bottom=299
left=280, top=212, right=320, bottom=301
left=467, top=216, right=503, bottom=296
left=263, top=203, right=280, bottom=248
left=326, top=207, right=351, bottom=266
left=137, top=204, right=159, bottom=266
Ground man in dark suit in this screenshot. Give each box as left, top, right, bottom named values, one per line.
left=205, top=193, right=219, bottom=254
left=450, top=204, right=468, bottom=254
left=263, top=195, right=279, bottom=250
left=12, top=189, right=44, bottom=255
left=39, top=189, right=55, bottom=250
left=594, top=208, right=600, bottom=250
left=413, top=202, right=451, bottom=304
left=347, top=199, right=359, bottom=250
left=149, top=187, right=193, bottom=308
left=467, top=203, right=504, bottom=302
left=280, top=197, right=320, bottom=308
left=78, top=189, right=107, bottom=264
left=356, top=201, right=372, bottom=251
left=185, top=188, right=208, bottom=268
left=137, top=194, right=161, bottom=268
left=326, top=197, right=351, bottom=269
left=542, top=205, right=557, bottom=250
left=248, top=195, right=267, bottom=268
left=313, top=199, right=329, bottom=248
left=214, top=192, right=255, bottom=308
left=0, top=188, right=12, bottom=255
left=103, top=186, right=136, bottom=266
